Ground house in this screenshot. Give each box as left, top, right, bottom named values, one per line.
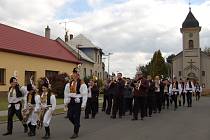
left=67, top=34, right=105, bottom=80
left=0, top=23, right=80, bottom=93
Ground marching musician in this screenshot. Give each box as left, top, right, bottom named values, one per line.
left=2, top=77, right=28, bottom=136
left=154, top=76, right=164, bottom=113
left=131, top=71, right=149, bottom=120
left=85, top=79, right=99, bottom=119
left=40, top=79, right=56, bottom=139
left=169, top=77, right=182, bottom=111
left=64, top=68, right=88, bottom=139
left=24, top=83, right=40, bottom=136
left=111, top=72, right=125, bottom=119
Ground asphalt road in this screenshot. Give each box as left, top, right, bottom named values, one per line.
left=0, top=97, right=210, bottom=140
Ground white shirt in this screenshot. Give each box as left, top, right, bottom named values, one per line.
left=64, top=82, right=88, bottom=108
left=8, top=86, right=26, bottom=104
left=169, top=83, right=182, bottom=95
left=40, top=92, right=56, bottom=111
left=184, top=81, right=195, bottom=93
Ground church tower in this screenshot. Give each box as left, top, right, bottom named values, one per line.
left=180, top=8, right=201, bottom=81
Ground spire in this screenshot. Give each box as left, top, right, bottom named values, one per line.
left=182, top=1, right=199, bottom=28
left=189, top=0, right=191, bottom=11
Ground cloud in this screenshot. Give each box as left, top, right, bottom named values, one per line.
left=87, top=0, right=103, bottom=7
left=1, top=0, right=210, bottom=78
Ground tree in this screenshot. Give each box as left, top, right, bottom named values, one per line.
left=203, top=47, right=210, bottom=56
left=136, top=50, right=168, bottom=78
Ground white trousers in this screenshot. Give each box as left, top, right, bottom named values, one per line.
left=27, top=111, right=38, bottom=126
left=43, top=108, right=53, bottom=127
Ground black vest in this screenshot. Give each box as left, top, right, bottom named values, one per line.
left=9, top=85, right=23, bottom=98
left=47, top=92, right=52, bottom=105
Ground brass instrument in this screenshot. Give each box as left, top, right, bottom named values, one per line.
left=22, top=103, right=34, bottom=123
left=37, top=93, right=48, bottom=129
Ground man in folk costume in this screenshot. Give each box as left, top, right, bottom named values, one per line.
left=169, top=77, right=182, bottom=111
left=40, top=79, right=56, bottom=139
left=154, top=76, right=164, bottom=113
left=23, top=84, right=41, bottom=136
left=85, top=79, right=99, bottom=119
left=162, top=79, right=170, bottom=109
left=64, top=68, right=88, bottom=139
left=185, top=78, right=195, bottom=107
left=132, top=71, right=149, bottom=120
left=111, top=72, right=125, bottom=119
left=2, top=77, right=28, bottom=136
left=179, top=78, right=186, bottom=106
left=195, top=81, right=202, bottom=101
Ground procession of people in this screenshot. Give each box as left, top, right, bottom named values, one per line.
left=2, top=67, right=202, bottom=139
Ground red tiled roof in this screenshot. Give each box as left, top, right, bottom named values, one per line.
left=0, top=23, right=80, bottom=64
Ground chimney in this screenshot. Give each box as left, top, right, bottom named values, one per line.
left=70, top=34, right=73, bottom=40
left=65, top=32, right=69, bottom=42
left=45, top=25, right=50, bottom=39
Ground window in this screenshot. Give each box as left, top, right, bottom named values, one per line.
left=0, top=68, right=6, bottom=85
left=178, top=71, right=181, bottom=76
left=95, top=52, right=97, bottom=62
left=90, top=69, right=93, bottom=76
left=202, top=71, right=205, bottom=76
left=189, top=40, right=194, bottom=49
left=45, top=70, right=58, bottom=78
left=100, top=72, right=102, bottom=79
left=83, top=68, right=87, bottom=77
left=98, top=55, right=100, bottom=64
left=25, top=71, right=36, bottom=85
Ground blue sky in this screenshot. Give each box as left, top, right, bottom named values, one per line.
left=56, top=0, right=128, bottom=19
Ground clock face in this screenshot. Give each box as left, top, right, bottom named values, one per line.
left=189, top=33, right=193, bottom=38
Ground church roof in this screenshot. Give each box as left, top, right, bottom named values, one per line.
left=182, top=10, right=199, bottom=28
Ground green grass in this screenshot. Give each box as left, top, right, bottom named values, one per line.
left=0, top=97, right=64, bottom=111
left=56, top=98, right=64, bottom=105
left=0, top=96, right=8, bottom=111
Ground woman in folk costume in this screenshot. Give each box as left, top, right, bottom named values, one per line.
left=64, top=68, right=88, bottom=139
left=2, top=76, right=28, bottom=136
left=23, top=83, right=41, bottom=137
left=184, top=78, right=195, bottom=107
left=39, top=79, right=56, bottom=139
left=194, top=81, right=202, bottom=101
left=169, top=77, right=182, bottom=111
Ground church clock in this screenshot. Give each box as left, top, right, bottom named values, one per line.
left=189, top=33, right=193, bottom=38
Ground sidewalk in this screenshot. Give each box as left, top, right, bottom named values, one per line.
left=0, top=104, right=65, bottom=117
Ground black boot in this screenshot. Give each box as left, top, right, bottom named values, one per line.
left=23, top=123, right=28, bottom=133
left=70, top=126, right=79, bottom=139
left=2, top=131, right=12, bottom=136
left=29, top=125, right=36, bottom=136
left=42, top=127, right=50, bottom=139
left=28, top=123, right=32, bottom=136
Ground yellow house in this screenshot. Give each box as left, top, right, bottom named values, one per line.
left=0, top=23, right=80, bottom=93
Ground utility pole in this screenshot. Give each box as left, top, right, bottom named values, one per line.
left=104, top=52, right=113, bottom=79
